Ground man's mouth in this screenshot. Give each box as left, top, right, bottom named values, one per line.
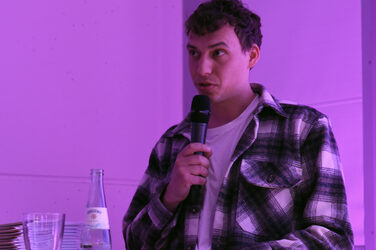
left=198, top=82, right=215, bottom=87
left=196, top=82, right=216, bottom=94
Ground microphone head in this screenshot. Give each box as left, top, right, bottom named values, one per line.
left=191, top=95, right=210, bottom=123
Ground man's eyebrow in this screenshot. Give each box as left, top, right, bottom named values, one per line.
left=208, top=42, right=229, bottom=49
left=186, top=44, right=196, bottom=49
left=186, top=42, right=229, bottom=49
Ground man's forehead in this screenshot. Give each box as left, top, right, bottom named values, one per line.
left=187, top=25, right=238, bottom=48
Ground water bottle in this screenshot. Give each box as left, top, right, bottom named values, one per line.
left=81, top=169, right=112, bottom=249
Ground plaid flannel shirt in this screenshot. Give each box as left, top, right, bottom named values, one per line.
left=123, top=84, right=353, bottom=250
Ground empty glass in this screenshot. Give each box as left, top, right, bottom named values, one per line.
left=23, top=212, right=65, bottom=250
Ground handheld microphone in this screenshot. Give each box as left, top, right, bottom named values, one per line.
left=188, top=95, right=210, bottom=206
left=190, top=95, right=211, bottom=149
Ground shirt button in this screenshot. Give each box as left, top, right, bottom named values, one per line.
left=267, top=174, right=275, bottom=183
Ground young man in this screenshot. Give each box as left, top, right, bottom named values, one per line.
left=123, top=0, right=354, bottom=249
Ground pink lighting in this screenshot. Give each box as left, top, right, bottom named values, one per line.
left=0, top=0, right=371, bottom=248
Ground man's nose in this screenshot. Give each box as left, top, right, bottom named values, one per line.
left=197, top=57, right=213, bottom=76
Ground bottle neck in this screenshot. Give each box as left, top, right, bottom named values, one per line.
left=87, top=169, right=107, bottom=207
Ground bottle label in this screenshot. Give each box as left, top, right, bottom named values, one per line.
left=85, top=207, right=110, bottom=229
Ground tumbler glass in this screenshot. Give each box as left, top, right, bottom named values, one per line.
left=23, top=212, right=65, bottom=250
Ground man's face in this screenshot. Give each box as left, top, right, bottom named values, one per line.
left=187, top=25, right=254, bottom=105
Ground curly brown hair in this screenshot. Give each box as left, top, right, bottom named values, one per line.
left=185, top=0, right=262, bottom=52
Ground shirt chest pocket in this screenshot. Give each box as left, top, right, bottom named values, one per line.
left=235, top=159, right=303, bottom=240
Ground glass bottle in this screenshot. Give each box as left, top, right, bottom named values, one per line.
left=81, top=169, right=112, bottom=250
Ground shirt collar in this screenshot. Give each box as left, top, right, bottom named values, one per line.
left=166, top=83, right=288, bottom=138
left=251, top=83, right=288, bottom=118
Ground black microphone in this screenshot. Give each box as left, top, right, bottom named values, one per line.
left=190, top=95, right=210, bottom=148
left=188, top=95, right=210, bottom=207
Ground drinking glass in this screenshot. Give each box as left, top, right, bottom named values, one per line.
left=23, top=212, right=65, bottom=250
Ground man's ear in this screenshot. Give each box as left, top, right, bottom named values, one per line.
left=248, top=44, right=260, bottom=69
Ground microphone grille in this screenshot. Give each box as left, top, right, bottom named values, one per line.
left=191, top=95, right=210, bottom=123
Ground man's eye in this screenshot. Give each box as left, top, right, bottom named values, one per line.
left=189, top=50, right=199, bottom=57
left=213, top=50, right=225, bottom=57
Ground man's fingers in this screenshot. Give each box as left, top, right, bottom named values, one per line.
left=203, top=147, right=212, bottom=158
left=187, top=154, right=210, bottom=168
left=191, top=175, right=207, bottom=186
left=182, top=143, right=212, bottom=157
left=175, top=154, right=210, bottom=171
left=190, top=165, right=209, bottom=177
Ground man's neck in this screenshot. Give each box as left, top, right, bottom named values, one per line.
left=208, top=89, right=256, bottom=128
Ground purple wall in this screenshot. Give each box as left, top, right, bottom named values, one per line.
left=0, top=1, right=182, bottom=249
left=362, top=0, right=376, bottom=248
left=0, top=0, right=369, bottom=248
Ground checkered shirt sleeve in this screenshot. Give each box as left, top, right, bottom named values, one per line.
left=122, top=124, right=190, bottom=249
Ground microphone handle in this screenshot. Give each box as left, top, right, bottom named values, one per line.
left=191, top=122, right=208, bottom=144
left=189, top=122, right=208, bottom=206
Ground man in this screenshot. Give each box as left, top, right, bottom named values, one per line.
left=123, top=0, right=353, bottom=249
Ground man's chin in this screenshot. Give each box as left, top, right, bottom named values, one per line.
left=195, top=91, right=215, bottom=101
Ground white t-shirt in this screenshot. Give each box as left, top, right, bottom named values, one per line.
left=196, top=96, right=259, bottom=249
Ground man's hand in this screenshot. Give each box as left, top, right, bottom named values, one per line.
left=162, top=143, right=212, bottom=212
